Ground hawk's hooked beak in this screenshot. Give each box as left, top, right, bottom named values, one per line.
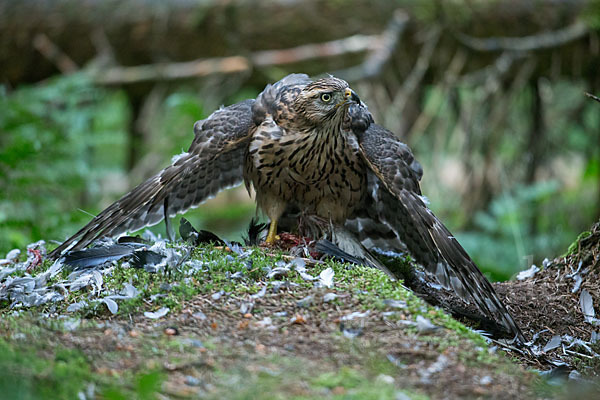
left=344, top=88, right=362, bottom=105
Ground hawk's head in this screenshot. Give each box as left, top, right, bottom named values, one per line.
left=293, top=77, right=362, bottom=125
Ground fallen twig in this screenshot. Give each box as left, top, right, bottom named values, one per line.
left=91, top=32, right=383, bottom=85
left=586, top=92, right=600, bottom=104
left=94, top=56, right=250, bottom=85
left=33, top=33, right=79, bottom=73
left=251, top=34, right=378, bottom=67
left=455, top=21, right=588, bottom=52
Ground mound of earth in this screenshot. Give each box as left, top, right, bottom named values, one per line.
left=495, top=221, right=600, bottom=376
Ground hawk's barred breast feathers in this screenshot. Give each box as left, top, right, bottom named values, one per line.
left=245, top=75, right=366, bottom=224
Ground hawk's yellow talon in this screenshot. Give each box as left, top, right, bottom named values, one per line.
left=265, top=219, right=279, bottom=245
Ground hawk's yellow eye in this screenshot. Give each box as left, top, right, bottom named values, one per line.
left=320, top=93, right=332, bottom=102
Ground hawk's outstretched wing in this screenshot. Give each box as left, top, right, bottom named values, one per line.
left=352, top=119, right=524, bottom=342
left=49, top=99, right=255, bottom=258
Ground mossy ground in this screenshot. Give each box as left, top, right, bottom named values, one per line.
left=0, top=244, right=564, bottom=399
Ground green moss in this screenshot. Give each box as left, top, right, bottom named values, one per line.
left=206, top=353, right=427, bottom=400
left=0, top=315, right=167, bottom=399
left=0, top=337, right=92, bottom=399
left=563, top=230, right=592, bottom=257
left=101, top=370, right=165, bottom=400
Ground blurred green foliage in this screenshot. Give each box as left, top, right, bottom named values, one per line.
left=0, top=337, right=91, bottom=399
left=0, top=332, right=165, bottom=400
left=0, top=74, right=129, bottom=252
left=457, top=181, right=567, bottom=281
left=584, top=0, right=600, bottom=29
left=416, top=79, right=600, bottom=280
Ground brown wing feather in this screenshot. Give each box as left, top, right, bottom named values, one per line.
left=355, top=121, right=524, bottom=342
left=49, top=99, right=255, bottom=258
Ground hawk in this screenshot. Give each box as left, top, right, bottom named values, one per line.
left=48, top=74, right=524, bottom=342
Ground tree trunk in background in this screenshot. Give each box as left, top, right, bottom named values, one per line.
left=526, top=79, right=545, bottom=235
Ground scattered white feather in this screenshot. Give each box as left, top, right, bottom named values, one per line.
left=144, top=307, right=170, bottom=319
left=516, top=264, right=539, bottom=280
left=318, top=267, right=334, bottom=288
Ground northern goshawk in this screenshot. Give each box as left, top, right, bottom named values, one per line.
left=48, top=74, right=524, bottom=342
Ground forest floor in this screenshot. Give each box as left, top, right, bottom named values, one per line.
left=1, top=223, right=599, bottom=399
left=497, top=221, right=600, bottom=377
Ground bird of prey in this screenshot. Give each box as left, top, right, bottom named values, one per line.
left=48, top=73, right=524, bottom=342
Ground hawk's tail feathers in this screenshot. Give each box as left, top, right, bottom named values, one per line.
left=397, top=190, right=525, bottom=343
left=48, top=172, right=168, bottom=259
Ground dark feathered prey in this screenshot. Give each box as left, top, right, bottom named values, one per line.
left=49, top=73, right=524, bottom=342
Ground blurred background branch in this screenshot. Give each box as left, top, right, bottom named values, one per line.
left=454, top=20, right=589, bottom=52
left=1, top=0, right=600, bottom=281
